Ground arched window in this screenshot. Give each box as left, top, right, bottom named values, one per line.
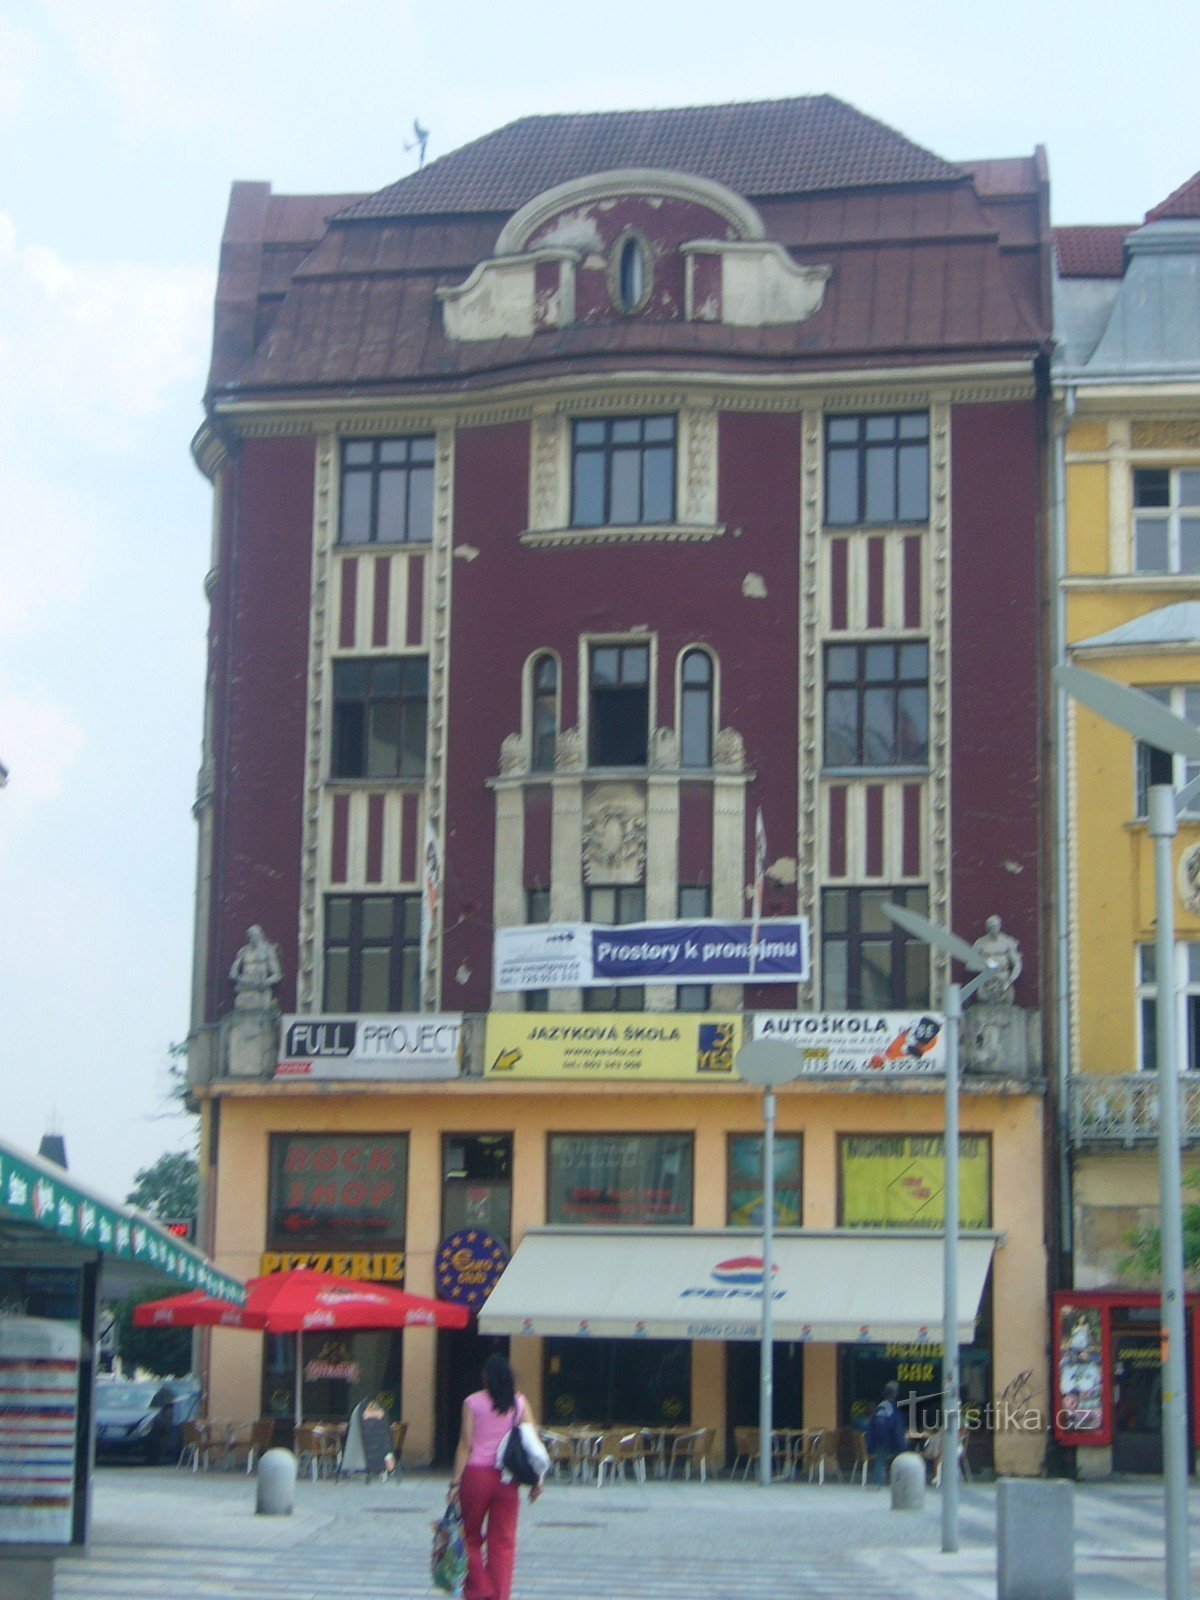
left=680, top=649, right=714, bottom=768
left=531, top=654, right=558, bottom=771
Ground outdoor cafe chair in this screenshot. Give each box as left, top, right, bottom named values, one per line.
left=595, top=1428, right=648, bottom=1487
left=226, top=1418, right=275, bottom=1474
left=838, top=1427, right=870, bottom=1487
left=389, top=1420, right=407, bottom=1480
left=667, top=1427, right=715, bottom=1482
left=538, top=1430, right=572, bottom=1482
left=730, top=1426, right=758, bottom=1480
left=177, top=1420, right=207, bottom=1472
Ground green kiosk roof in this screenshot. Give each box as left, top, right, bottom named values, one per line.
left=0, top=1135, right=244, bottom=1302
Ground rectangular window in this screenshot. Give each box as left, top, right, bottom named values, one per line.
left=441, top=1135, right=512, bottom=1247
left=822, top=886, right=930, bottom=1010
left=584, top=885, right=645, bottom=1011
left=547, top=1133, right=693, bottom=1225
left=677, top=885, right=711, bottom=1012
left=323, top=894, right=421, bottom=1013
left=1133, top=467, right=1200, bottom=574
left=340, top=436, right=435, bottom=545
left=523, top=887, right=551, bottom=1013
left=824, top=641, right=929, bottom=767
left=1137, top=944, right=1200, bottom=1071
left=267, top=1133, right=409, bottom=1250
left=571, top=416, right=676, bottom=528
left=589, top=642, right=650, bottom=766
left=727, top=1133, right=802, bottom=1226
left=838, top=1133, right=992, bottom=1229
left=332, top=657, right=428, bottom=780
left=825, top=413, right=930, bottom=526
left=1134, top=686, right=1200, bottom=817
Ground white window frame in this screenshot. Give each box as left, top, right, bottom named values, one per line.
left=1136, top=942, right=1200, bottom=1072
left=1133, top=686, right=1200, bottom=818
left=1132, top=466, right=1200, bottom=575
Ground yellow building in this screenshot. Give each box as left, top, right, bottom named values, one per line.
left=1056, top=175, right=1200, bottom=1475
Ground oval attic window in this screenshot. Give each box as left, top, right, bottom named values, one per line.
left=617, top=236, right=647, bottom=312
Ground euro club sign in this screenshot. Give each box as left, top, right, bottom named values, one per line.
left=494, top=919, right=810, bottom=991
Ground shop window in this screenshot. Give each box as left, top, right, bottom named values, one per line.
left=547, top=1133, right=693, bottom=1225
left=523, top=887, right=551, bottom=1013
left=544, top=1337, right=690, bottom=1428
left=323, top=894, right=421, bottom=1013
left=571, top=416, right=676, bottom=528
left=727, top=1133, right=803, bottom=1226
left=332, top=657, right=428, bottom=780
left=589, top=642, right=650, bottom=766
left=676, top=884, right=711, bottom=1012
left=584, top=884, right=645, bottom=1011
left=837, top=1133, right=992, bottom=1229
left=824, top=642, right=929, bottom=768
left=1133, top=467, right=1200, bottom=573
left=821, top=887, right=930, bottom=1010
left=1137, top=943, right=1200, bottom=1071
left=442, top=1134, right=512, bottom=1247
left=825, top=413, right=929, bottom=526
left=1134, top=686, right=1200, bottom=817
left=266, top=1133, right=409, bottom=1253
left=340, top=435, right=435, bottom=545
left=530, top=654, right=559, bottom=772
left=679, top=649, right=714, bottom=768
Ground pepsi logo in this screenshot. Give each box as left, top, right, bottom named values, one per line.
left=711, top=1256, right=778, bottom=1287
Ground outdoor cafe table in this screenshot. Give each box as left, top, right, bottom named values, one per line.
left=639, top=1424, right=695, bottom=1479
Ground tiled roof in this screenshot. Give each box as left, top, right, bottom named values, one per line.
left=1146, top=171, right=1200, bottom=222
left=1054, top=226, right=1130, bottom=279
left=338, top=95, right=960, bottom=220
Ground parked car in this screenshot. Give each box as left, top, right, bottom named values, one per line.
left=94, top=1378, right=200, bottom=1465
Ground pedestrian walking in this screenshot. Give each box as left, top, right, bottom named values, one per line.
left=449, top=1354, right=542, bottom=1600
left=865, top=1379, right=908, bottom=1487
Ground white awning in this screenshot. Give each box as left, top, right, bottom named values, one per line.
left=478, top=1227, right=996, bottom=1344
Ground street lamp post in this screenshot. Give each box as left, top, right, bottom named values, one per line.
left=1056, top=664, right=1200, bottom=1600
left=734, top=1038, right=809, bottom=1487
left=882, top=902, right=990, bottom=1555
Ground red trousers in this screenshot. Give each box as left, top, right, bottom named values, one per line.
left=459, top=1465, right=520, bottom=1600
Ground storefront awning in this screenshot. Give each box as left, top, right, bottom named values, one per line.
left=478, top=1227, right=996, bottom=1344
left=0, top=1135, right=244, bottom=1301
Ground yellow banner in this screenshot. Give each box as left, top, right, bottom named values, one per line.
left=260, top=1250, right=404, bottom=1282
left=484, top=1013, right=742, bottom=1080
left=839, top=1135, right=991, bottom=1229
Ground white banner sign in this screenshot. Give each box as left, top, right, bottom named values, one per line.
left=752, top=1011, right=946, bottom=1075
left=277, top=1015, right=462, bottom=1080
left=494, top=919, right=810, bottom=992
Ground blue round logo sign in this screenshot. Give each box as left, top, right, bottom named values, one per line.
left=436, top=1229, right=509, bottom=1308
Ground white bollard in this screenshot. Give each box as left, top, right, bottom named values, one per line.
left=890, top=1451, right=926, bottom=1511
left=256, top=1447, right=298, bottom=1516
left=997, top=1479, right=1074, bottom=1600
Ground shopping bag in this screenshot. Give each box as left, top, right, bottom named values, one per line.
left=431, top=1498, right=467, bottom=1594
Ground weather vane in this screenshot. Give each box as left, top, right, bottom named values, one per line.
left=405, top=119, right=430, bottom=169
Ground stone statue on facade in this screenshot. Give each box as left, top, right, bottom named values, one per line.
left=972, top=915, right=1021, bottom=1004
left=230, top=925, right=282, bottom=1011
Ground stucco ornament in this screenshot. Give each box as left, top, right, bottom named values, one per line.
left=555, top=727, right=584, bottom=772
left=1178, top=844, right=1200, bottom=915
left=971, top=915, right=1021, bottom=1004
left=498, top=733, right=526, bottom=776
left=712, top=727, right=746, bottom=772
left=649, top=727, right=680, bottom=770
left=582, top=790, right=647, bottom=885
left=230, top=925, right=282, bottom=1011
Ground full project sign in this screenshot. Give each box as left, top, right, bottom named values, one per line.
left=494, top=919, right=810, bottom=991
left=752, top=1012, right=946, bottom=1075
left=276, top=1015, right=462, bottom=1080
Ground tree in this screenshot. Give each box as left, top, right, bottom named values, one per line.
left=1123, top=1167, right=1200, bottom=1278
left=126, top=1151, right=198, bottom=1222
left=111, top=1286, right=192, bottom=1378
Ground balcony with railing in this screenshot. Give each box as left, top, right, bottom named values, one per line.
left=1069, top=1073, right=1200, bottom=1148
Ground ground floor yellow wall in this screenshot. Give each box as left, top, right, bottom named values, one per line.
left=202, top=1079, right=1047, bottom=1474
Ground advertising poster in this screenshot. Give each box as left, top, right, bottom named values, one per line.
left=839, top=1135, right=991, bottom=1229
left=1053, top=1299, right=1110, bottom=1445
left=484, top=1014, right=741, bottom=1080
left=493, top=919, right=809, bottom=991
left=276, top=1015, right=461, bottom=1080
left=753, top=1011, right=945, bottom=1075
left=0, top=1315, right=80, bottom=1547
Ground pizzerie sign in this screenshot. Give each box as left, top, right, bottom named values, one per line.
left=260, top=1251, right=404, bottom=1282
left=494, top=919, right=810, bottom=991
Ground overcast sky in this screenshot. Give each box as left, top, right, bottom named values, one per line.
left=1, top=0, right=1196, bottom=1206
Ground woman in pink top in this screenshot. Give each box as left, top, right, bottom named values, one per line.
left=449, top=1353, right=542, bottom=1600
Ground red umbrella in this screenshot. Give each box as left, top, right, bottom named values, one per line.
left=137, top=1270, right=469, bottom=1426
left=134, top=1289, right=268, bottom=1330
